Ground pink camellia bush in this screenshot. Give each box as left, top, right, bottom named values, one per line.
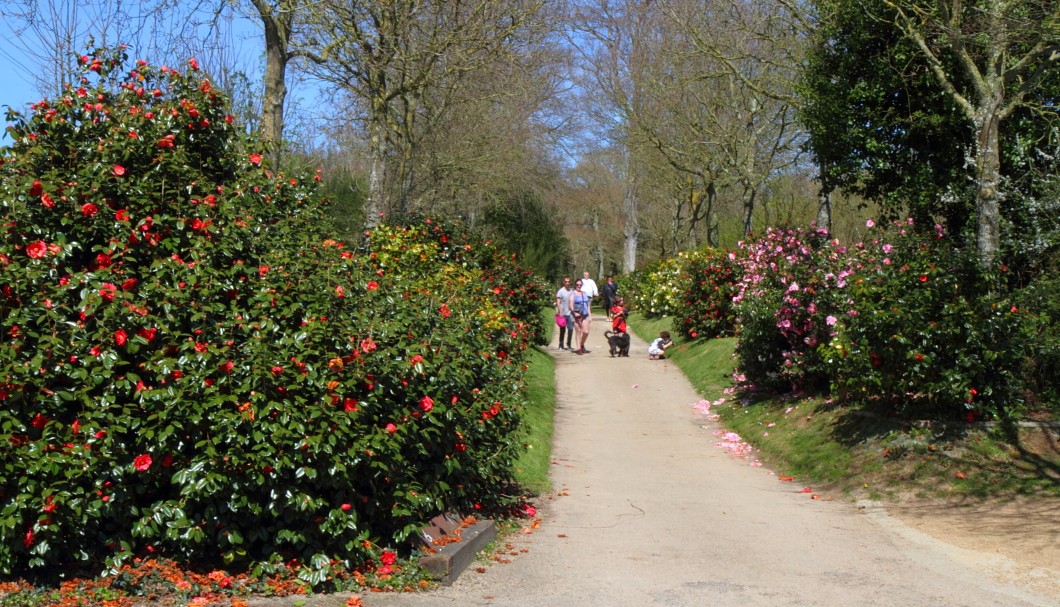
left=0, top=47, right=544, bottom=585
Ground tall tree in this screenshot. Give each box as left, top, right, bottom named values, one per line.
left=806, top=0, right=1059, bottom=267
left=301, top=0, right=547, bottom=229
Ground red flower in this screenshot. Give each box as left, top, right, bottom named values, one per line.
left=115, top=209, right=130, bottom=222
left=419, top=396, right=434, bottom=413
left=26, top=241, right=48, bottom=259
left=188, top=57, right=200, bottom=70
left=366, top=281, right=379, bottom=291
left=41, top=193, right=56, bottom=208
left=114, top=329, right=128, bottom=347
left=271, top=365, right=284, bottom=375
left=335, top=285, right=346, bottom=299
left=380, top=551, right=397, bottom=566
left=23, top=530, right=34, bottom=549
left=112, top=165, right=126, bottom=176
left=410, top=354, right=424, bottom=366
left=341, top=503, right=352, bottom=511
left=249, top=153, right=262, bottom=166
left=28, top=180, right=43, bottom=197
left=440, top=304, right=451, bottom=318
left=31, top=413, right=48, bottom=430
left=81, top=203, right=99, bottom=217
left=133, top=454, right=152, bottom=471
left=219, top=360, right=235, bottom=374
left=385, top=423, right=397, bottom=434
left=343, top=398, right=359, bottom=412
left=919, top=275, right=928, bottom=282
left=100, top=283, right=118, bottom=302
left=360, top=338, right=377, bottom=353
left=96, top=253, right=113, bottom=268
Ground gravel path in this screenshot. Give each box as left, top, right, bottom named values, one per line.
left=357, top=315, right=1058, bottom=607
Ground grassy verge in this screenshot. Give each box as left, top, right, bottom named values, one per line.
left=514, top=344, right=556, bottom=496
left=629, top=313, right=1060, bottom=502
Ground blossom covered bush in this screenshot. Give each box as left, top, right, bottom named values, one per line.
left=621, top=254, right=688, bottom=319
left=674, top=248, right=740, bottom=340
left=729, top=226, right=850, bottom=393
left=0, top=47, right=543, bottom=584
left=818, top=220, right=1031, bottom=420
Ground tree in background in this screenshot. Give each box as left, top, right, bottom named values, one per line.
left=803, top=0, right=1059, bottom=269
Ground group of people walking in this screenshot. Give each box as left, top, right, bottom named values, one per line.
left=556, top=272, right=674, bottom=359
left=554, top=272, right=624, bottom=355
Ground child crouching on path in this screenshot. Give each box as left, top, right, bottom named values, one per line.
left=648, top=331, right=673, bottom=360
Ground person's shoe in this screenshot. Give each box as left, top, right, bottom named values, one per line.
left=558, top=345, right=565, bottom=350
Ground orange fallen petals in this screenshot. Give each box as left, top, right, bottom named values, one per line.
left=955, top=471, right=966, bottom=479
left=475, top=567, right=488, bottom=574
left=346, top=596, right=364, bottom=607
left=811, top=494, right=820, bottom=500
left=779, top=476, right=794, bottom=481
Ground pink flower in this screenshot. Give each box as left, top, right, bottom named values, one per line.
left=249, top=153, right=262, bottom=166
left=865, top=219, right=875, bottom=228
left=112, top=165, right=126, bottom=176
left=133, top=454, right=152, bottom=471
left=334, top=285, right=346, bottom=299
left=825, top=315, right=837, bottom=326
left=385, top=423, right=397, bottom=434
left=188, top=57, right=200, bottom=70
left=419, top=396, right=434, bottom=412
left=360, top=337, right=377, bottom=353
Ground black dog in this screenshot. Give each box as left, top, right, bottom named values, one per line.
left=604, top=330, right=630, bottom=357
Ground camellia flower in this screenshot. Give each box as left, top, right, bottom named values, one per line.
left=249, top=153, right=262, bottom=165
left=335, top=285, right=346, bottom=298
left=385, top=423, right=397, bottom=434
left=380, top=551, right=398, bottom=566
left=26, top=240, right=48, bottom=259
left=419, top=396, right=434, bottom=413
left=360, top=337, right=377, bottom=353
left=82, top=203, right=99, bottom=217
left=133, top=454, right=152, bottom=471
left=112, top=164, right=126, bottom=176
left=439, top=303, right=451, bottom=318
left=866, top=219, right=875, bottom=228
left=366, top=281, right=379, bottom=291
left=114, top=329, right=128, bottom=346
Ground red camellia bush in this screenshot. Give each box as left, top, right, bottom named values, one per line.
left=0, top=47, right=542, bottom=585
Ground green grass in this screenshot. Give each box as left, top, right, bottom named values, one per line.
left=627, top=313, right=1060, bottom=502
left=512, top=313, right=557, bottom=496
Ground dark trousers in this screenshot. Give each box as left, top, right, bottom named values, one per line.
left=558, top=319, right=574, bottom=347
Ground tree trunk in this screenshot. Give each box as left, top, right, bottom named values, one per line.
left=974, top=99, right=1003, bottom=269
left=365, top=118, right=388, bottom=230
left=816, top=188, right=832, bottom=234
left=255, top=1, right=290, bottom=166
left=622, top=180, right=639, bottom=273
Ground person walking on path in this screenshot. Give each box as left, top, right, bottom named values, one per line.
left=601, top=276, right=618, bottom=319
left=580, top=271, right=598, bottom=305
left=554, top=277, right=574, bottom=350
left=568, top=279, right=592, bottom=354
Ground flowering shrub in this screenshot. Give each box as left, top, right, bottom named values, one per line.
left=0, top=47, right=541, bottom=583
left=674, top=248, right=740, bottom=340
left=622, top=255, right=687, bottom=319
left=819, top=220, right=1031, bottom=420
left=730, top=226, right=848, bottom=392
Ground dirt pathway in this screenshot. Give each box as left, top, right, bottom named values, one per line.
left=361, top=316, right=1058, bottom=606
